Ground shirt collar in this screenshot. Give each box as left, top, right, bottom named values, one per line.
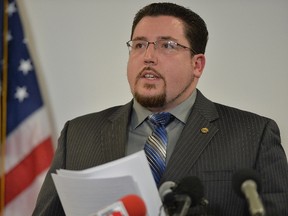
left=131, top=90, right=197, bottom=129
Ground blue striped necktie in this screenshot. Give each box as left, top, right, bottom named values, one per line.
left=144, top=112, right=173, bottom=186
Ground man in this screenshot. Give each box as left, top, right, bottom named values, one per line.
left=33, top=2, right=288, bottom=215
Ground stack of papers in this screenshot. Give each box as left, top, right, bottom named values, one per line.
left=52, top=150, right=163, bottom=216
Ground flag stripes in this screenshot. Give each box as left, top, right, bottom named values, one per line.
left=5, top=108, right=51, bottom=173
left=5, top=137, right=53, bottom=205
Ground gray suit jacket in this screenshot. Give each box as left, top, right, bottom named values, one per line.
left=33, top=90, right=288, bottom=215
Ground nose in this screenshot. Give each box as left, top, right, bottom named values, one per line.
left=144, top=42, right=158, bottom=65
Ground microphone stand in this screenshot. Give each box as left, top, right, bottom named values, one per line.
left=163, top=194, right=191, bottom=216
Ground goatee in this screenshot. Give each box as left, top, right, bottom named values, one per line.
left=134, top=84, right=166, bottom=108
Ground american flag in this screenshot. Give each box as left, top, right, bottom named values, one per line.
left=0, top=0, right=54, bottom=215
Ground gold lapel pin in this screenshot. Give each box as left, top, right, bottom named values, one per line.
left=201, top=127, right=209, bottom=134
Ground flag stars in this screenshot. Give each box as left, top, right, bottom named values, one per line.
left=23, top=38, right=28, bottom=44
left=7, top=31, right=13, bottom=42
left=7, top=2, right=17, bottom=16
left=18, top=59, right=33, bottom=75
left=14, top=86, right=29, bottom=102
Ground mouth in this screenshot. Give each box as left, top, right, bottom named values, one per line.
left=139, top=67, right=162, bottom=80
left=143, top=73, right=158, bottom=79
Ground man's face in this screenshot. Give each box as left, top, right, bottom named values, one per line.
left=127, top=16, right=204, bottom=112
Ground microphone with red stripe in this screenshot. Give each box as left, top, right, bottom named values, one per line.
left=90, top=194, right=146, bottom=216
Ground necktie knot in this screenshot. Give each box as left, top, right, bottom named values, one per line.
left=148, top=112, right=173, bottom=127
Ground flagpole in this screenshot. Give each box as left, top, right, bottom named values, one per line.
left=0, top=0, right=9, bottom=214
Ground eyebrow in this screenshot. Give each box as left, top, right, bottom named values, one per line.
left=131, top=36, right=178, bottom=41
left=132, top=36, right=147, bottom=41
left=159, top=36, right=178, bottom=41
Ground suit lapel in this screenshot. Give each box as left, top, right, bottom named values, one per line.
left=163, top=90, right=219, bottom=181
left=100, top=101, right=133, bottom=162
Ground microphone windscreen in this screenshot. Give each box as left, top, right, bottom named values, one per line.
left=232, top=169, right=262, bottom=197
left=120, top=194, right=146, bottom=216
left=174, top=176, right=204, bottom=206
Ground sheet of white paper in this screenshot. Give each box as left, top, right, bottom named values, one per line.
left=52, top=151, right=163, bottom=216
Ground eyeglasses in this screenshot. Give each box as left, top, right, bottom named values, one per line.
left=126, top=39, right=196, bottom=55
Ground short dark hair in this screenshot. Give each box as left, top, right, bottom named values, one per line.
left=131, top=2, right=209, bottom=54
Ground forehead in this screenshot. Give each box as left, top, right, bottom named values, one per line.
left=132, top=16, right=186, bottom=40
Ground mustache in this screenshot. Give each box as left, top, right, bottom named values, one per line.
left=138, top=66, right=163, bottom=79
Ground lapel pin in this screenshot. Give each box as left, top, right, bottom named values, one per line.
left=201, top=127, right=209, bottom=134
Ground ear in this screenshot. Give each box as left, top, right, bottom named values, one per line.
left=192, top=54, right=206, bottom=78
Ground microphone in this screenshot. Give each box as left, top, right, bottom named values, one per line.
left=232, top=169, right=266, bottom=216
left=159, top=176, right=208, bottom=216
left=90, top=194, right=146, bottom=216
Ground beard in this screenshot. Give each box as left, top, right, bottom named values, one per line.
left=134, top=83, right=166, bottom=108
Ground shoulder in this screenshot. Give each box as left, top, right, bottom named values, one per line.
left=61, top=101, right=133, bottom=133
left=215, top=103, right=280, bottom=136
left=70, top=101, right=133, bottom=123
left=215, top=102, right=272, bottom=123
left=195, top=89, right=278, bottom=130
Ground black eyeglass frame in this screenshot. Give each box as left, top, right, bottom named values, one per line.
left=126, top=39, right=197, bottom=55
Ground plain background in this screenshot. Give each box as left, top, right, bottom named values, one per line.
left=18, top=0, right=288, bottom=155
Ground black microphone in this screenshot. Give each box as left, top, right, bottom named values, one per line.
left=159, top=176, right=208, bottom=216
left=232, top=169, right=266, bottom=216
